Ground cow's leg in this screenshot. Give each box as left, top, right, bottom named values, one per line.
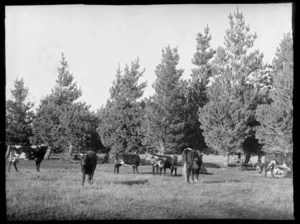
left=164, top=168, right=166, bottom=175
left=89, top=172, right=94, bottom=184
left=159, top=168, right=162, bottom=175
left=13, top=161, right=18, bottom=172
left=186, top=169, right=191, bottom=183
left=82, top=172, right=86, bottom=186
left=271, top=167, right=275, bottom=178
left=174, top=168, right=177, bottom=176
left=132, top=165, right=136, bottom=173
left=114, top=164, right=121, bottom=174
left=36, top=160, right=41, bottom=172
left=191, top=169, right=195, bottom=181
left=8, top=162, right=12, bottom=172
left=195, top=169, right=200, bottom=182
left=136, top=166, right=139, bottom=174
left=265, top=163, right=268, bottom=177
left=171, top=168, right=173, bottom=175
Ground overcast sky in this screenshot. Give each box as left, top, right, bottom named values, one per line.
left=5, top=4, right=292, bottom=112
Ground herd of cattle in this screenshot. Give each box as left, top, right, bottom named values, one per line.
left=6, top=145, right=293, bottom=185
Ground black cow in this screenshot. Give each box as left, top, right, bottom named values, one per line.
left=114, top=153, right=140, bottom=174
left=79, top=151, right=97, bottom=186
left=6, top=145, right=51, bottom=172
left=182, top=148, right=203, bottom=183
left=151, top=154, right=178, bottom=176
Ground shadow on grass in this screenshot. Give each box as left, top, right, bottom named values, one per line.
left=137, top=172, right=183, bottom=177
left=113, top=179, right=149, bottom=186
left=203, top=162, right=222, bottom=168
left=204, top=180, right=241, bottom=184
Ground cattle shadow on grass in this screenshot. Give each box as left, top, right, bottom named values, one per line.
left=203, top=180, right=241, bottom=184
left=203, top=162, right=222, bottom=168
left=113, top=179, right=149, bottom=186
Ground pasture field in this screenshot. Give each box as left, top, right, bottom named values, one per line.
left=6, top=156, right=294, bottom=220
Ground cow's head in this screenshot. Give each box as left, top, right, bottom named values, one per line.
left=79, top=153, right=88, bottom=166
left=267, top=160, right=277, bottom=171
left=119, top=159, right=125, bottom=165
left=156, top=158, right=165, bottom=168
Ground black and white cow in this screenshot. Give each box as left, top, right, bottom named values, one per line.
left=182, top=148, right=203, bottom=183
left=6, top=145, right=51, bottom=172
left=114, top=153, right=140, bottom=174
left=150, top=154, right=178, bottom=176
left=266, top=160, right=291, bottom=178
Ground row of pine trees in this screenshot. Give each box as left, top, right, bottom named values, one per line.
left=6, top=9, right=293, bottom=161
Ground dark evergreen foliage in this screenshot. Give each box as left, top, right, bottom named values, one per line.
left=6, top=78, right=35, bottom=145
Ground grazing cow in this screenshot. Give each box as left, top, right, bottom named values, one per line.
left=267, top=160, right=291, bottom=178
left=79, top=151, right=97, bottom=186
left=151, top=154, right=178, bottom=176
left=263, top=152, right=290, bottom=177
left=114, top=153, right=140, bottom=174
left=6, top=145, right=51, bottom=172
left=182, top=148, right=203, bottom=183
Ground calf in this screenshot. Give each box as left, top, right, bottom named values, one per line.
left=79, top=151, right=97, bottom=186
left=182, top=148, right=203, bottom=183
left=6, top=145, right=51, bottom=172
left=151, top=154, right=178, bottom=176
left=114, top=153, right=140, bottom=174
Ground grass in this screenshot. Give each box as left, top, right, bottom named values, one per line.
left=6, top=155, right=294, bottom=220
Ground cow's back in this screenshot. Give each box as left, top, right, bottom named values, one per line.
left=182, top=148, right=193, bottom=168
left=118, top=154, right=140, bottom=165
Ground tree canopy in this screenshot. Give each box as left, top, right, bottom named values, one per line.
left=141, top=46, right=185, bottom=154
left=256, top=33, right=293, bottom=153
left=198, top=9, right=268, bottom=157
left=31, top=53, right=102, bottom=155
left=6, top=78, right=35, bottom=145
left=97, top=58, right=147, bottom=154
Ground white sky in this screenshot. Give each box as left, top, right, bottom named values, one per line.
left=5, top=4, right=292, bottom=112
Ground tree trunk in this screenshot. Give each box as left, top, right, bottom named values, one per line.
left=258, top=154, right=262, bottom=163
left=63, top=143, right=73, bottom=161
left=244, top=152, right=251, bottom=164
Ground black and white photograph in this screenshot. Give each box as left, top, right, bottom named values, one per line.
left=5, top=3, right=293, bottom=220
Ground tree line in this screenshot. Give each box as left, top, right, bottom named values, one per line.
left=6, top=9, right=293, bottom=161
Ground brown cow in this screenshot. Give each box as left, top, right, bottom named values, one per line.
left=182, top=148, right=203, bottom=183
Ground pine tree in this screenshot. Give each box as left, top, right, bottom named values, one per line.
left=256, top=33, right=293, bottom=153
left=97, top=58, right=147, bottom=154
left=183, top=26, right=215, bottom=150
left=199, top=9, right=268, bottom=158
left=6, top=78, right=34, bottom=145
left=141, top=46, right=185, bottom=154
left=31, top=53, right=102, bottom=157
